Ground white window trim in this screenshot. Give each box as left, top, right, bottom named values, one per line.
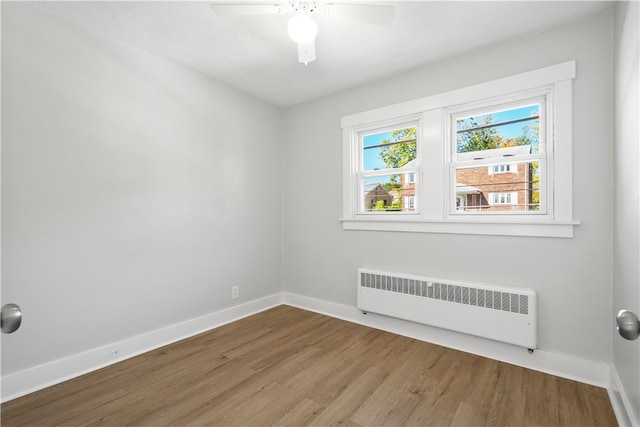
left=341, top=61, right=580, bottom=238
left=340, top=61, right=579, bottom=238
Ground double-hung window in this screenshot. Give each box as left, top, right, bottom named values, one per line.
left=341, top=61, right=578, bottom=237
left=357, top=120, right=420, bottom=214
left=449, top=96, right=546, bottom=215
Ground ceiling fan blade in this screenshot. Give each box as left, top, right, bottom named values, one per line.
left=297, top=41, right=316, bottom=65
left=324, top=3, right=395, bottom=25
left=210, top=3, right=286, bottom=16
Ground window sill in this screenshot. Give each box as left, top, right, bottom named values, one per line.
left=339, top=217, right=580, bottom=238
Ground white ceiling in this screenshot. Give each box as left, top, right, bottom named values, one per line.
left=31, top=1, right=612, bottom=107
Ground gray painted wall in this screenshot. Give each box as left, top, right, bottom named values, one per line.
left=1, top=3, right=283, bottom=374
left=283, top=9, right=615, bottom=363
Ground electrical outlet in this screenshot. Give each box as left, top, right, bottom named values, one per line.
left=231, top=286, right=239, bottom=300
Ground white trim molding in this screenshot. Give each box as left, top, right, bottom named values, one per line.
left=340, top=217, right=579, bottom=238
left=609, top=365, right=639, bottom=427
left=1, top=293, right=283, bottom=402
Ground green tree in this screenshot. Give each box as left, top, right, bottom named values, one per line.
left=373, top=198, right=403, bottom=212
left=456, top=115, right=500, bottom=153
left=382, top=175, right=401, bottom=192
left=457, top=115, right=539, bottom=153
left=372, top=200, right=387, bottom=212
left=379, top=127, right=417, bottom=168
left=530, top=161, right=540, bottom=210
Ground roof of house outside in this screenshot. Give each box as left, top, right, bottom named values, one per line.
left=455, top=184, right=481, bottom=195
left=363, top=183, right=390, bottom=194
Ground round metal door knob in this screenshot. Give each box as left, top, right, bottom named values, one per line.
left=1, top=303, right=22, bottom=334
left=617, top=309, right=640, bottom=341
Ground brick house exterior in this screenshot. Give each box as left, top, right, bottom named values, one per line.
left=389, top=160, right=416, bottom=211
left=455, top=145, right=534, bottom=212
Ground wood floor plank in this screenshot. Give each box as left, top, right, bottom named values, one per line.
left=1, top=305, right=618, bottom=427
left=275, top=397, right=325, bottom=426
left=350, top=339, right=437, bottom=426
left=522, top=369, right=560, bottom=426
left=308, top=366, right=388, bottom=426
left=402, top=349, right=474, bottom=427
left=487, top=363, right=526, bottom=426
left=450, top=402, right=478, bottom=426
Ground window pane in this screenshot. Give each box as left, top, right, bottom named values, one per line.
left=362, top=175, right=417, bottom=213
left=456, top=104, right=540, bottom=158
left=363, top=126, right=417, bottom=171
left=455, top=162, right=540, bottom=212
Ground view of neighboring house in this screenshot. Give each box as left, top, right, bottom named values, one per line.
left=456, top=145, right=535, bottom=212
left=363, top=183, right=393, bottom=210
left=365, top=146, right=535, bottom=213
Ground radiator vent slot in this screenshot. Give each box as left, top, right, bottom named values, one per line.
left=360, top=272, right=529, bottom=315
left=357, top=268, right=537, bottom=349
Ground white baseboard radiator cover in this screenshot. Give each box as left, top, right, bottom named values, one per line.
left=357, top=268, right=537, bottom=350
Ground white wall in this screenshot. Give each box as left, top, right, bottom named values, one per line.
left=613, top=1, right=640, bottom=424
left=283, top=9, right=614, bottom=364
left=1, top=3, right=282, bottom=377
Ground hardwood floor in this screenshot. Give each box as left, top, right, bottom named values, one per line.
left=1, top=305, right=617, bottom=426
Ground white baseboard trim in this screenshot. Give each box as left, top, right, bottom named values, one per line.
left=1, top=293, right=283, bottom=403
left=283, top=292, right=611, bottom=388
left=2, top=291, right=616, bottom=407
left=609, top=365, right=639, bottom=427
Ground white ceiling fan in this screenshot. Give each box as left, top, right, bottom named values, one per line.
left=210, top=1, right=395, bottom=65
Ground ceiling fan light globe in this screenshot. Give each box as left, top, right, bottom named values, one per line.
left=287, top=14, right=318, bottom=44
